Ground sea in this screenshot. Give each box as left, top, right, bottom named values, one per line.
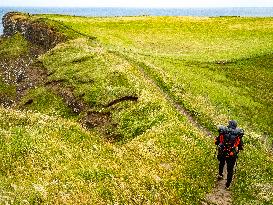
left=0, top=7, right=273, bottom=34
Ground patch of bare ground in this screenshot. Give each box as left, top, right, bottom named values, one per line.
left=202, top=168, right=232, bottom=205
left=106, top=96, right=138, bottom=107
left=81, top=110, right=122, bottom=141
left=83, top=110, right=111, bottom=128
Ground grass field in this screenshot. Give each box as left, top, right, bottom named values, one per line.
left=0, top=13, right=272, bottom=204
left=41, top=15, right=273, bottom=137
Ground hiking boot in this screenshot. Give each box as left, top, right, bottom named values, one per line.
left=217, top=174, right=223, bottom=180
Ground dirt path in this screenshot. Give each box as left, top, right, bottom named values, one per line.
left=121, top=55, right=233, bottom=205
left=202, top=167, right=232, bottom=205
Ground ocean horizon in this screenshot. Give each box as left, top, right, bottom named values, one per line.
left=1, top=7, right=273, bottom=34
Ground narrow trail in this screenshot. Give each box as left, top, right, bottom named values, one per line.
left=136, top=64, right=233, bottom=205
left=110, top=51, right=211, bottom=136
left=202, top=167, right=232, bottom=205
left=127, top=56, right=211, bottom=137
left=118, top=54, right=233, bottom=205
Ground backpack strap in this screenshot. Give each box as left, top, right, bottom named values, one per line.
left=234, top=136, right=241, bottom=148
left=219, top=134, right=224, bottom=144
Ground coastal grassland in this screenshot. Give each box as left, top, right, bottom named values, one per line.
left=39, top=37, right=170, bottom=141
left=39, top=15, right=273, bottom=204
left=0, top=13, right=272, bottom=204
left=41, top=15, right=273, bottom=61
left=31, top=15, right=94, bottom=40
left=0, top=33, right=216, bottom=204
left=43, top=15, right=273, bottom=136
left=135, top=53, right=273, bottom=138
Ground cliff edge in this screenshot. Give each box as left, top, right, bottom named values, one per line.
left=2, top=12, right=66, bottom=50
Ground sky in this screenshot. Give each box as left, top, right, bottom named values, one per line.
left=1, top=0, right=273, bottom=8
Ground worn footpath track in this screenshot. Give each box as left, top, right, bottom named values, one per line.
left=202, top=167, right=232, bottom=205
left=113, top=51, right=212, bottom=136
left=135, top=60, right=233, bottom=205
left=113, top=52, right=233, bottom=205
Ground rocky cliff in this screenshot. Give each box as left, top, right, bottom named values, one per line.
left=2, top=12, right=66, bottom=50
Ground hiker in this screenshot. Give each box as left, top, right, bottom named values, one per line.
left=215, top=120, right=244, bottom=188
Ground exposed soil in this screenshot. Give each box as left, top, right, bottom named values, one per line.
left=82, top=111, right=111, bottom=129
left=106, top=96, right=138, bottom=107
left=46, top=82, right=86, bottom=114
left=3, top=12, right=66, bottom=50
left=202, top=167, right=232, bottom=205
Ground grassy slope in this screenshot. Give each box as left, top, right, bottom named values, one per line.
left=0, top=34, right=74, bottom=118
left=0, top=107, right=215, bottom=204
left=43, top=15, right=273, bottom=136
left=0, top=33, right=29, bottom=59
left=0, top=14, right=272, bottom=204
left=0, top=33, right=215, bottom=204
left=41, top=15, right=273, bottom=204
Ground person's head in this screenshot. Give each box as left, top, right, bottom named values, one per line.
left=228, top=120, right=237, bottom=129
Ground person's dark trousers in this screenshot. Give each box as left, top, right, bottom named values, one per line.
left=217, top=155, right=237, bottom=186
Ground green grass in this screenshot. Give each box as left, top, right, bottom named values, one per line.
left=43, top=15, right=273, bottom=136
left=0, top=27, right=216, bottom=204
left=233, top=139, right=273, bottom=205
left=0, top=103, right=215, bottom=204
left=19, top=86, right=75, bottom=118
left=0, top=33, right=29, bottom=58
left=42, top=15, right=273, bottom=61
left=0, top=13, right=272, bottom=204
left=136, top=53, right=273, bottom=139
left=0, top=78, right=16, bottom=102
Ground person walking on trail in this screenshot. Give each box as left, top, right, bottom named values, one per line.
left=215, top=120, right=244, bottom=189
